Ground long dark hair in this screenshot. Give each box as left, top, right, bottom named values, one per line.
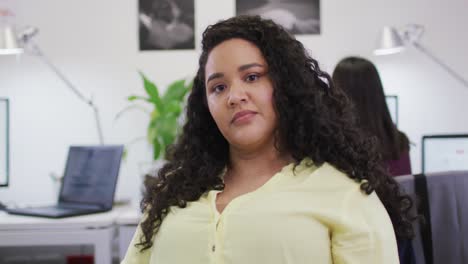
left=137, top=16, right=414, bottom=251
left=332, top=57, right=410, bottom=160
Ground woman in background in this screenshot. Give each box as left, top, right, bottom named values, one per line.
left=333, top=57, right=412, bottom=177
left=122, top=16, right=414, bottom=264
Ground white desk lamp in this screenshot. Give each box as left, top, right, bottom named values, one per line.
left=0, top=24, right=104, bottom=144
left=374, top=24, right=468, bottom=90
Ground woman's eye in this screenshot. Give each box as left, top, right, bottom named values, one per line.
left=245, top=74, right=259, bottom=82
left=212, top=84, right=226, bottom=94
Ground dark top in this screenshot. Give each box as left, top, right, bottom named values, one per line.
left=387, top=150, right=412, bottom=176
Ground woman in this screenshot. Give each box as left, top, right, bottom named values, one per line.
left=332, top=57, right=412, bottom=177
left=122, top=16, right=413, bottom=263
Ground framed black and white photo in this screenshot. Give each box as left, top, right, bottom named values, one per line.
left=236, top=0, right=320, bottom=35
left=139, top=0, right=195, bottom=50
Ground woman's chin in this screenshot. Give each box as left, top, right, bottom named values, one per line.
left=228, top=133, right=272, bottom=151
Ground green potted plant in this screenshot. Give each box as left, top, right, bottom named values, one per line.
left=116, top=72, right=192, bottom=163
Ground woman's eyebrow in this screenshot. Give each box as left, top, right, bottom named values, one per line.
left=206, top=63, right=264, bottom=84
left=206, top=72, right=224, bottom=84
left=238, top=63, right=264, bottom=72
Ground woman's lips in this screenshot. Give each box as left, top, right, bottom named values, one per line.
left=231, top=110, right=257, bottom=124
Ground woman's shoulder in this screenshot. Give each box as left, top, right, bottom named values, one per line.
left=297, top=159, right=392, bottom=227
left=315, top=162, right=385, bottom=206
left=299, top=160, right=363, bottom=191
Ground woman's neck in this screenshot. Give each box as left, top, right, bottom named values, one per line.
left=227, top=144, right=293, bottom=184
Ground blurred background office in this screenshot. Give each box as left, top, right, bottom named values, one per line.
left=0, top=0, right=467, bottom=211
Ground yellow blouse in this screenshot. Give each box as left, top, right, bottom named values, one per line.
left=122, top=160, right=399, bottom=264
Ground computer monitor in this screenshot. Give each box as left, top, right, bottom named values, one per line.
left=422, top=134, right=468, bottom=173
left=385, top=95, right=398, bottom=126
left=0, top=98, right=9, bottom=209
left=0, top=98, right=9, bottom=188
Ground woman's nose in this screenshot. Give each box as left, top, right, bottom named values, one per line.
left=227, top=84, right=248, bottom=107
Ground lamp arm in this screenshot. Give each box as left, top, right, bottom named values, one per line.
left=28, top=40, right=105, bottom=144
left=412, top=42, right=468, bottom=89
left=91, top=104, right=105, bottom=145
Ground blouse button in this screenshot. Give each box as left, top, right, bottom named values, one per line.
left=212, top=245, right=216, bottom=252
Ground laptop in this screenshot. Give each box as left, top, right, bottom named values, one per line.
left=7, top=145, right=124, bottom=218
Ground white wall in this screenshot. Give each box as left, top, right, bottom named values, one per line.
left=1, top=0, right=467, bottom=206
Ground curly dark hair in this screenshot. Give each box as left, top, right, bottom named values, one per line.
left=137, top=15, right=414, bottom=251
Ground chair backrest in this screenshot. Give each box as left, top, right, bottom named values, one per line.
left=396, top=171, right=468, bottom=264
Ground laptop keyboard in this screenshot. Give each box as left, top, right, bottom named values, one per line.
left=9, top=206, right=93, bottom=215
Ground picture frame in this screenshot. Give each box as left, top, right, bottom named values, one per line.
left=236, top=0, right=321, bottom=35
left=138, top=0, right=195, bottom=50
left=385, top=95, right=398, bottom=126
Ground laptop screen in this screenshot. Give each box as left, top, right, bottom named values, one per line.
left=422, top=135, right=468, bottom=173
left=59, top=145, right=124, bottom=209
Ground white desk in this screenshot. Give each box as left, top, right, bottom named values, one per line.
left=115, top=207, right=141, bottom=260
left=0, top=205, right=141, bottom=264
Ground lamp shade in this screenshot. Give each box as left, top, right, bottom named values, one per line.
left=374, top=26, right=405, bottom=56
left=0, top=25, right=23, bottom=55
